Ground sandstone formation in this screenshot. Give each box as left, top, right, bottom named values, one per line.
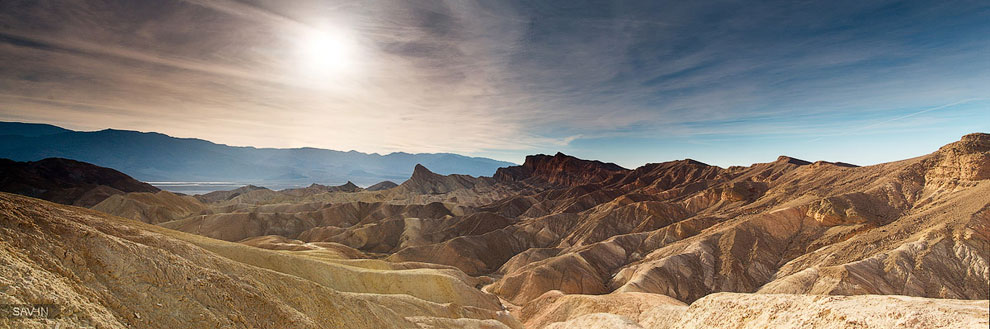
left=515, top=291, right=685, bottom=329
left=91, top=190, right=208, bottom=224
left=494, top=152, right=626, bottom=188
left=647, top=293, right=989, bottom=329
left=0, top=192, right=517, bottom=328
left=134, top=135, right=988, bottom=310
left=535, top=293, right=988, bottom=329
left=9, top=133, right=988, bottom=328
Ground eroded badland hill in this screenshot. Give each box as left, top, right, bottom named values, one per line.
left=2, top=133, right=988, bottom=328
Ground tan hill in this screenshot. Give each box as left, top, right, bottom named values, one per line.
left=98, top=164, right=521, bottom=246
left=0, top=192, right=519, bottom=328
left=194, top=184, right=270, bottom=203
left=91, top=190, right=208, bottom=224
left=160, top=200, right=462, bottom=244
left=0, top=157, right=159, bottom=207
left=366, top=180, right=399, bottom=191
left=280, top=182, right=363, bottom=197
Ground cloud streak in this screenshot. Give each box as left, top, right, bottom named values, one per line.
left=0, top=0, right=987, bottom=165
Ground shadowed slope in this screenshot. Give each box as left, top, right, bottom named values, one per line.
left=0, top=157, right=159, bottom=207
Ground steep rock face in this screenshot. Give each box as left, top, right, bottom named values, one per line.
left=494, top=152, right=627, bottom=188
left=924, top=132, right=989, bottom=181
left=610, top=159, right=723, bottom=194
left=774, top=156, right=812, bottom=166
left=0, top=157, right=159, bottom=207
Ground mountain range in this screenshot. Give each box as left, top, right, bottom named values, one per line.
left=0, top=133, right=987, bottom=328
left=0, top=121, right=514, bottom=186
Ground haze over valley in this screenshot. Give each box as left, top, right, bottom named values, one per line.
left=0, top=121, right=513, bottom=188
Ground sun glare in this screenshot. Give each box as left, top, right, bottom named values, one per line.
left=297, top=27, right=357, bottom=77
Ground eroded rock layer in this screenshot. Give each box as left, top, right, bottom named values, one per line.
left=11, top=133, right=986, bottom=328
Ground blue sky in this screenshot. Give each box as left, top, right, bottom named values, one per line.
left=1, top=0, right=988, bottom=168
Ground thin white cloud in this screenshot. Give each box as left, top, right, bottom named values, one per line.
left=0, top=0, right=987, bottom=164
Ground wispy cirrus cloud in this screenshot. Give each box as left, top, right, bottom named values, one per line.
left=0, top=0, right=987, bottom=166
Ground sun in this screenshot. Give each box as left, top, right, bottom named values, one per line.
left=296, top=27, right=357, bottom=76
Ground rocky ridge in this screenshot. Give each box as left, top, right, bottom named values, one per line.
left=5, top=133, right=988, bottom=328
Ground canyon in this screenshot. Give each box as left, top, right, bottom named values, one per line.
left=2, top=133, right=988, bottom=328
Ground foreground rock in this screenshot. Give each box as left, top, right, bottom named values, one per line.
left=647, top=293, right=989, bottom=329
left=519, top=292, right=988, bottom=328
left=515, top=291, right=684, bottom=329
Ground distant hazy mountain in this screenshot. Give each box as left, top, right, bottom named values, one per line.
left=0, top=122, right=515, bottom=186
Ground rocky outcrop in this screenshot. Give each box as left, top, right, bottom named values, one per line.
left=398, top=164, right=492, bottom=194
left=924, top=132, right=989, bottom=181
left=494, top=152, right=627, bottom=188
left=805, top=192, right=897, bottom=226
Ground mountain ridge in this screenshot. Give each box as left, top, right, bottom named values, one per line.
left=0, top=121, right=515, bottom=186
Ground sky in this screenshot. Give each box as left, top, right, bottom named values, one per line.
left=1, top=0, right=988, bottom=168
